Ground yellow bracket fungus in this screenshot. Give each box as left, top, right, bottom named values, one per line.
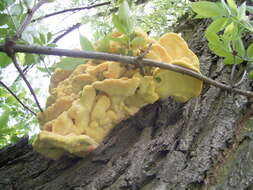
left=33, top=31, right=203, bottom=160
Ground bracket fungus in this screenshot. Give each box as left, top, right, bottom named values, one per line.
left=33, top=31, right=203, bottom=160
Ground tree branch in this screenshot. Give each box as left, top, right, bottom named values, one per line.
left=13, top=0, right=49, bottom=41
left=4, top=0, right=47, bottom=113
left=9, top=53, right=43, bottom=112
left=0, top=43, right=252, bottom=98
left=234, top=70, right=247, bottom=88
left=52, top=23, right=81, bottom=43
left=39, top=55, right=52, bottom=76
left=0, top=81, right=36, bottom=116
left=32, top=1, right=111, bottom=22
left=12, top=63, right=36, bottom=85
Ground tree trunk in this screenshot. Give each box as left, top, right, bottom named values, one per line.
left=0, top=19, right=252, bottom=190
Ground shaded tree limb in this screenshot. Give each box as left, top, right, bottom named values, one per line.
left=0, top=81, right=36, bottom=116
left=12, top=56, right=51, bottom=86
left=52, top=23, right=81, bottom=43
left=10, top=54, right=43, bottom=113
left=39, top=55, right=52, bottom=76
left=3, top=0, right=47, bottom=113
left=13, top=0, right=49, bottom=41
left=4, top=39, right=43, bottom=113
left=0, top=43, right=252, bottom=98
left=12, top=63, right=36, bottom=86
left=32, top=1, right=111, bottom=22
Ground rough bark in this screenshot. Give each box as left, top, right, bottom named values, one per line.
left=0, top=19, right=253, bottom=190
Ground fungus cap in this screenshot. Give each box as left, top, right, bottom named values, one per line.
left=159, top=32, right=200, bottom=71
left=32, top=131, right=98, bottom=160
left=33, top=30, right=203, bottom=160
left=153, top=60, right=202, bottom=102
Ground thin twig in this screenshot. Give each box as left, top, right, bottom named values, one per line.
left=12, top=63, right=36, bottom=85
left=32, top=1, right=111, bottom=22
left=139, top=43, right=153, bottom=59
left=234, top=70, right=247, bottom=87
left=134, top=43, right=153, bottom=75
left=39, top=55, right=52, bottom=76
left=10, top=54, right=43, bottom=112
left=0, top=43, right=253, bottom=98
left=230, top=56, right=237, bottom=85
left=4, top=37, right=43, bottom=112
left=52, top=23, right=81, bottom=43
left=0, top=81, right=36, bottom=116
left=13, top=0, right=49, bottom=41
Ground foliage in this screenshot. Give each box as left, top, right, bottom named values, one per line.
left=53, top=57, right=86, bottom=70
left=0, top=84, right=37, bottom=148
left=135, top=0, right=190, bottom=36
left=191, top=0, right=253, bottom=78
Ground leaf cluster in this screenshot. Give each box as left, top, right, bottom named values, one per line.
left=192, top=0, right=253, bottom=78
left=0, top=84, right=37, bottom=147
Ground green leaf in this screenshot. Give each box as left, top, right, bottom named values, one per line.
left=191, top=1, right=225, bottom=18
left=98, top=36, right=110, bottom=52
left=39, top=33, right=46, bottom=44
left=37, top=66, right=54, bottom=73
left=246, top=43, right=253, bottom=60
left=112, top=14, right=127, bottom=35
left=0, top=127, right=14, bottom=135
left=131, top=37, right=146, bottom=47
left=0, top=52, right=11, bottom=68
left=193, top=15, right=206, bottom=19
left=23, top=0, right=34, bottom=8
left=227, top=0, right=237, bottom=11
left=47, top=32, right=52, bottom=42
left=109, top=35, right=129, bottom=45
left=248, top=69, right=253, bottom=79
left=238, top=2, right=246, bottom=20
left=223, top=55, right=243, bottom=65
left=220, top=0, right=231, bottom=15
left=10, top=4, right=22, bottom=15
left=79, top=34, right=94, bottom=51
left=53, top=57, right=86, bottom=70
left=0, top=14, right=10, bottom=26
left=10, top=134, right=19, bottom=143
left=119, top=0, right=131, bottom=20
left=0, top=0, right=15, bottom=11
left=205, top=18, right=229, bottom=45
left=206, top=18, right=228, bottom=34
left=0, top=107, right=10, bottom=127
left=205, top=18, right=228, bottom=43
left=239, top=20, right=253, bottom=32
left=223, top=22, right=238, bottom=41
left=118, top=0, right=133, bottom=34
left=247, top=6, right=253, bottom=15
left=47, top=43, right=57, bottom=48
left=24, top=54, right=38, bottom=65
left=234, top=38, right=245, bottom=57
left=208, top=43, right=231, bottom=57
left=205, top=32, right=220, bottom=44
